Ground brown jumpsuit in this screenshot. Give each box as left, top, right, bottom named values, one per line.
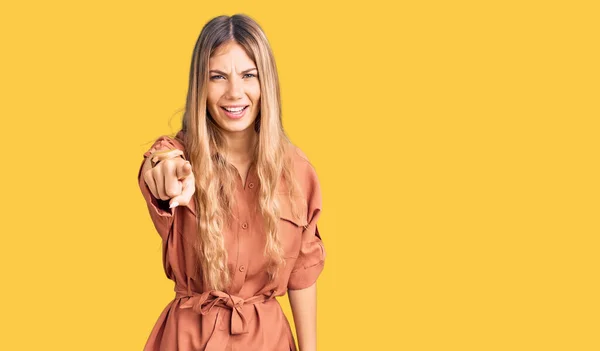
left=138, top=131, right=326, bottom=351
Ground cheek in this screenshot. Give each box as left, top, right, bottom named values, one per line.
left=205, top=95, right=221, bottom=114
left=206, top=86, right=223, bottom=104
left=248, top=82, right=261, bottom=100
left=207, top=92, right=218, bottom=104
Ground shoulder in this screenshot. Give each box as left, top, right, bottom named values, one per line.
left=285, top=143, right=318, bottom=176
left=290, top=143, right=310, bottom=164
left=284, top=143, right=321, bottom=199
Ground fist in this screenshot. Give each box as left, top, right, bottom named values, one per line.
left=143, top=149, right=196, bottom=209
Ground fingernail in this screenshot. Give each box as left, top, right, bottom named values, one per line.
left=169, top=201, right=179, bottom=208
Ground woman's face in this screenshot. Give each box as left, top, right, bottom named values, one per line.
left=206, top=41, right=261, bottom=137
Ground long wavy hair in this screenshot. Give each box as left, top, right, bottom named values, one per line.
left=172, top=14, right=305, bottom=291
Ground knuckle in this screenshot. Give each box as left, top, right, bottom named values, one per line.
left=164, top=182, right=181, bottom=198
left=143, top=169, right=152, bottom=184
left=164, top=188, right=176, bottom=198
left=164, top=158, right=177, bottom=166
left=166, top=160, right=180, bottom=173
left=159, top=192, right=170, bottom=201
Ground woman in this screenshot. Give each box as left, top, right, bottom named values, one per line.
left=137, top=14, right=326, bottom=351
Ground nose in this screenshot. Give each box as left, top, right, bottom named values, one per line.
left=225, top=75, right=243, bottom=99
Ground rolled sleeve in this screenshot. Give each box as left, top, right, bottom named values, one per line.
left=137, top=134, right=186, bottom=241
left=287, top=217, right=326, bottom=290
left=287, top=162, right=326, bottom=290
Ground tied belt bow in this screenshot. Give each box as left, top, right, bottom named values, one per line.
left=175, top=286, right=277, bottom=336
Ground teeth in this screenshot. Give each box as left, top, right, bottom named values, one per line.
left=224, top=106, right=246, bottom=112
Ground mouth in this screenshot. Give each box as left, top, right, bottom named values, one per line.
left=220, top=105, right=249, bottom=119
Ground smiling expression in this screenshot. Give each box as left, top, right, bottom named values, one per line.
left=206, top=41, right=261, bottom=136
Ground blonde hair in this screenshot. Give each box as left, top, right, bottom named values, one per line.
left=174, top=14, right=304, bottom=290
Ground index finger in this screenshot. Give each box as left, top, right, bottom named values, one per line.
left=179, top=174, right=196, bottom=204
left=176, top=160, right=193, bottom=180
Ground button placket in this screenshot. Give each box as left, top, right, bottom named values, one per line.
left=235, top=220, right=249, bottom=283
left=232, top=172, right=253, bottom=292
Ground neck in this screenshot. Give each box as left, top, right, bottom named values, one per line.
left=222, top=130, right=258, bottom=165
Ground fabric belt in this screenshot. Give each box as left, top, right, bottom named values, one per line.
left=174, top=281, right=278, bottom=351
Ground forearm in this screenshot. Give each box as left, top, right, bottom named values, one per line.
left=288, top=282, right=318, bottom=351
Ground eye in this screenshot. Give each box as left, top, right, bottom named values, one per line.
left=210, top=75, right=224, bottom=80
left=244, top=73, right=257, bottom=79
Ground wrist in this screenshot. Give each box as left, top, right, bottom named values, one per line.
left=150, top=149, right=185, bottom=167
left=151, top=155, right=184, bottom=168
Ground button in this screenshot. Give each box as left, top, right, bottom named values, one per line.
left=241, top=222, right=248, bottom=229
left=239, top=265, right=246, bottom=272
left=248, top=182, right=254, bottom=189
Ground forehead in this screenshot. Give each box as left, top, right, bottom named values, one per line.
left=209, top=42, right=254, bottom=68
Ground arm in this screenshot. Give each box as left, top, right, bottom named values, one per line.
left=138, top=135, right=186, bottom=240
left=288, top=282, right=318, bottom=351
left=286, top=159, right=325, bottom=351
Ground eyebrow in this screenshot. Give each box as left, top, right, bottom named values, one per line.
left=209, top=68, right=257, bottom=75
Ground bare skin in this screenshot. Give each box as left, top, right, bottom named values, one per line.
left=206, top=41, right=260, bottom=183
left=141, top=149, right=195, bottom=209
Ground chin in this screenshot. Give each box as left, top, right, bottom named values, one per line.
left=221, top=121, right=256, bottom=133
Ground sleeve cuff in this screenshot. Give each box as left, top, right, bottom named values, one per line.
left=287, top=259, right=325, bottom=290
left=287, top=240, right=326, bottom=290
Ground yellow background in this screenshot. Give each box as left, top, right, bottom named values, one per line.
left=1, top=0, right=598, bottom=350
